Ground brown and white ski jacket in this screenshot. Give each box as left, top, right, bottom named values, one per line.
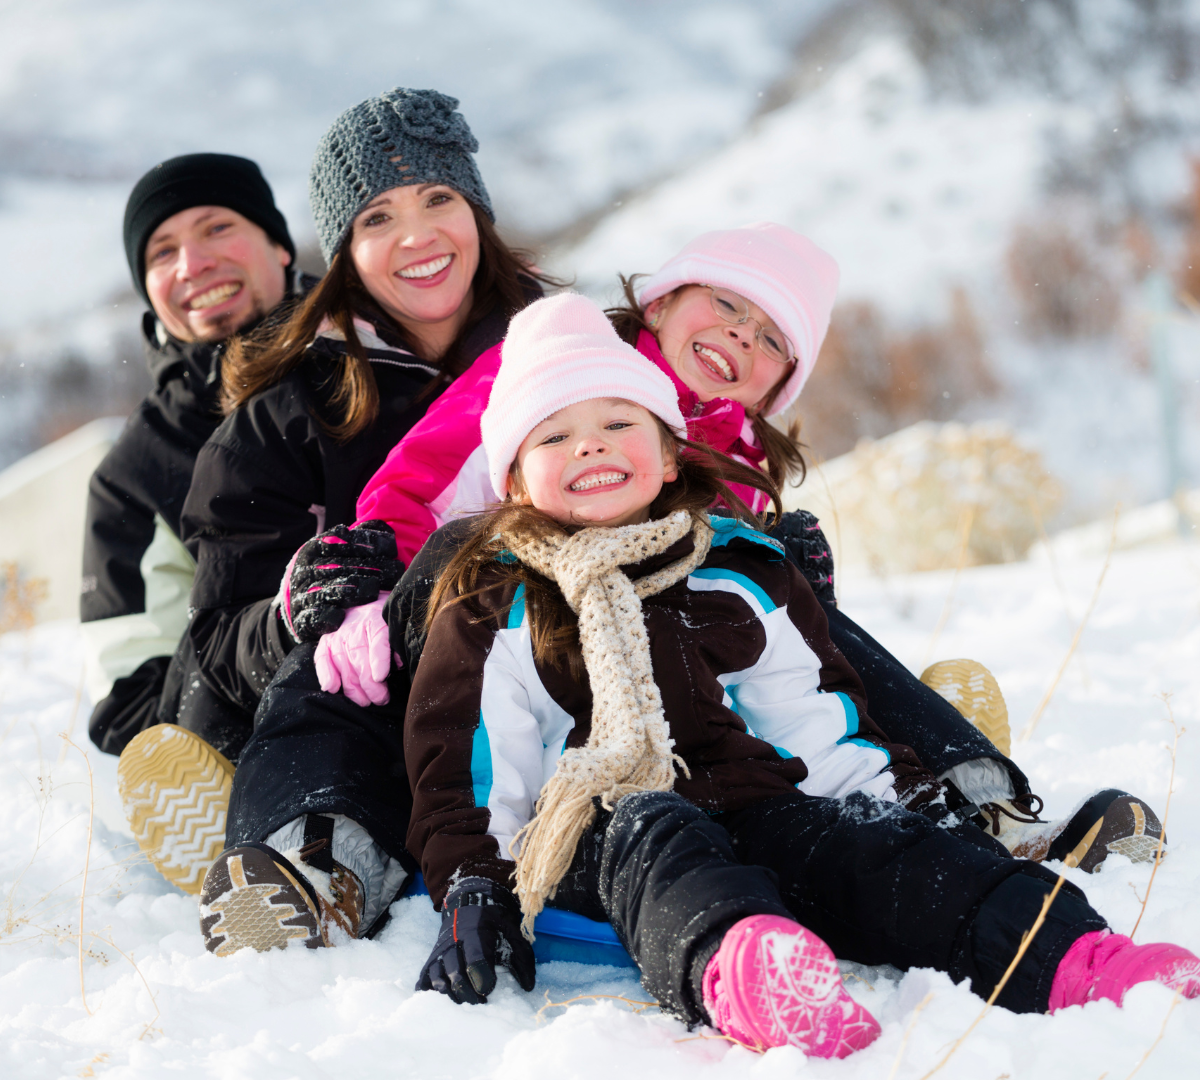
left=405, top=517, right=933, bottom=906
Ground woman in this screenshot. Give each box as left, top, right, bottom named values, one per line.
left=120, top=87, right=546, bottom=908
left=176, top=87, right=542, bottom=749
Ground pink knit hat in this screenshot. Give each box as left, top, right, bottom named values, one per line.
left=482, top=292, right=687, bottom=499
left=638, top=223, right=839, bottom=416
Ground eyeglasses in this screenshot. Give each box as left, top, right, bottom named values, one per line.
left=702, top=285, right=794, bottom=365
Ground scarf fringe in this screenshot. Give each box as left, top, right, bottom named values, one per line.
left=502, top=511, right=712, bottom=935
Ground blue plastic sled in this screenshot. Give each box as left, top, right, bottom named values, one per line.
left=408, top=873, right=636, bottom=968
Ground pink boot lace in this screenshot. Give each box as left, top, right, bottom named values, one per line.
left=701, top=915, right=880, bottom=1058
left=1049, top=930, right=1200, bottom=1011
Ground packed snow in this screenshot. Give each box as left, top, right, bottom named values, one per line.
left=1, top=538, right=1197, bottom=1079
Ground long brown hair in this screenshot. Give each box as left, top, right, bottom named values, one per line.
left=221, top=202, right=551, bottom=441
left=426, top=422, right=781, bottom=679
left=606, top=274, right=807, bottom=490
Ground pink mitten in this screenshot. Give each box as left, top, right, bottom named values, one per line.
left=315, top=593, right=392, bottom=707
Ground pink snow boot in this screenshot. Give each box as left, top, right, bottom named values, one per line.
left=701, top=914, right=881, bottom=1057
left=1049, top=930, right=1200, bottom=1011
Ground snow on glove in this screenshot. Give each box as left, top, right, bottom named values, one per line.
left=315, top=593, right=393, bottom=707
left=278, top=520, right=404, bottom=643
left=771, top=509, right=835, bottom=604
left=416, top=877, right=536, bottom=1004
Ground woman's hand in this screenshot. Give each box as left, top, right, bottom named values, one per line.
left=314, top=593, right=394, bottom=707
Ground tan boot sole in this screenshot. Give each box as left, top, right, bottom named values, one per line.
left=117, top=724, right=234, bottom=894
left=200, top=846, right=323, bottom=955
left=920, top=659, right=1011, bottom=757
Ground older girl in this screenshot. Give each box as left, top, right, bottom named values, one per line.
left=321, top=224, right=1159, bottom=873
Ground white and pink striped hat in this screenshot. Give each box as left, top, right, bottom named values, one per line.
left=638, top=223, right=839, bottom=416
left=482, top=292, right=686, bottom=499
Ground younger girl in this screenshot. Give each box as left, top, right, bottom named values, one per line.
left=405, top=293, right=1198, bottom=1055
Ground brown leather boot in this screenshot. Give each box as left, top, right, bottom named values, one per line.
left=977, top=789, right=1166, bottom=872
left=199, top=840, right=365, bottom=955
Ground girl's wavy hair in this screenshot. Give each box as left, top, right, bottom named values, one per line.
left=220, top=201, right=556, bottom=441
left=426, top=419, right=782, bottom=680
left=606, top=274, right=807, bottom=490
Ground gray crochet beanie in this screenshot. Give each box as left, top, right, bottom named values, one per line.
left=309, top=87, right=494, bottom=265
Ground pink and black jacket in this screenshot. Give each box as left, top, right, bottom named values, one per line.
left=355, top=329, right=773, bottom=565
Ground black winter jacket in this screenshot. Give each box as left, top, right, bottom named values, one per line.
left=82, top=313, right=231, bottom=753
left=178, top=305, right=520, bottom=726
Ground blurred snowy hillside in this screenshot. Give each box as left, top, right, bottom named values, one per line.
left=2, top=0, right=1200, bottom=525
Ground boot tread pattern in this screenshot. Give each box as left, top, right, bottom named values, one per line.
left=117, top=725, right=234, bottom=895
left=920, top=659, right=1011, bottom=756
left=202, top=853, right=320, bottom=956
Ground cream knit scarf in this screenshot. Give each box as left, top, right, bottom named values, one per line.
left=503, top=509, right=714, bottom=939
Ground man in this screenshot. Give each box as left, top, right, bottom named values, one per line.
left=81, top=154, right=303, bottom=889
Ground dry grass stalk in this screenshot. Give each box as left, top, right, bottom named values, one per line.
left=60, top=734, right=95, bottom=1015
left=1123, top=991, right=1182, bottom=1079
left=57, top=665, right=87, bottom=765
left=1130, top=697, right=1184, bottom=940
left=536, top=991, right=659, bottom=1022
left=920, top=504, right=977, bottom=670
left=673, top=1032, right=751, bottom=1048
left=84, top=931, right=161, bottom=1041
left=917, top=874, right=1067, bottom=1080
left=842, top=970, right=875, bottom=991
left=886, top=990, right=934, bottom=1080
left=1019, top=505, right=1121, bottom=743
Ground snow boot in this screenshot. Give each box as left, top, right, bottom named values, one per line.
left=199, top=841, right=364, bottom=956
left=117, top=724, right=233, bottom=894
left=701, top=915, right=880, bottom=1057
left=1049, top=930, right=1200, bottom=1010
left=920, top=662, right=1166, bottom=873
left=920, top=658, right=1011, bottom=756
left=977, top=789, right=1165, bottom=872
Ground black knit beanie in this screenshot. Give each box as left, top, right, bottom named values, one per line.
left=123, top=153, right=296, bottom=304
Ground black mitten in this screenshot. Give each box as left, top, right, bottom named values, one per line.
left=278, top=520, right=404, bottom=643
left=770, top=510, right=836, bottom=604
left=416, top=877, right=536, bottom=1004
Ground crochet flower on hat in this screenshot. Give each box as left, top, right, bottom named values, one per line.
left=384, top=89, right=478, bottom=149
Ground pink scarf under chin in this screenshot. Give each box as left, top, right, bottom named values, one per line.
left=635, top=330, right=767, bottom=470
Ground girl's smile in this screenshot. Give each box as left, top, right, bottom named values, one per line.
left=513, top=398, right=677, bottom=527
left=646, top=285, right=792, bottom=410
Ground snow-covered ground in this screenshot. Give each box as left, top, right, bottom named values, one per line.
left=2, top=540, right=1197, bottom=1079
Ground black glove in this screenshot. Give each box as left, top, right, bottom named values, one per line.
left=278, top=520, right=404, bottom=643
left=769, top=510, right=836, bottom=604
left=416, top=878, right=536, bottom=1004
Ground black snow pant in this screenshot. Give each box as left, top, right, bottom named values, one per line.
left=551, top=789, right=1105, bottom=1025
left=821, top=602, right=1031, bottom=795
left=225, top=642, right=417, bottom=875
left=88, top=636, right=253, bottom=762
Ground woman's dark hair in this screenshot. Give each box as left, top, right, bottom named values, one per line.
left=221, top=200, right=553, bottom=441
left=606, top=274, right=807, bottom=490
left=426, top=423, right=781, bottom=679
